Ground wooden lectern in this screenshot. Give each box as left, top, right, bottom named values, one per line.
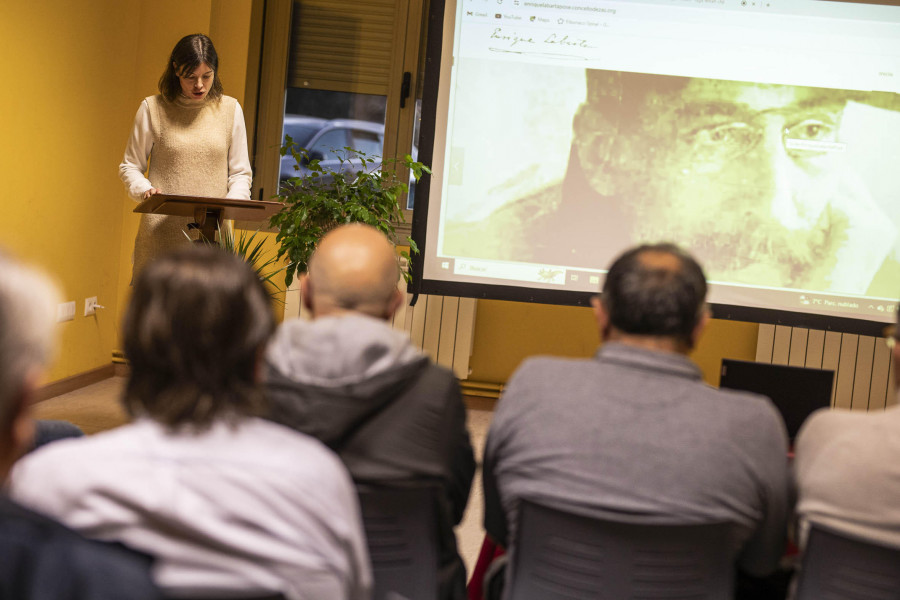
left=134, top=194, right=283, bottom=242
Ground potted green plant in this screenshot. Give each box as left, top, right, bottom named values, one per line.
left=269, top=138, right=430, bottom=287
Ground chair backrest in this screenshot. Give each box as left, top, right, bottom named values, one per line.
left=795, top=523, right=900, bottom=600
left=506, top=499, right=734, bottom=600
left=357, top=485, right=440, bottom=600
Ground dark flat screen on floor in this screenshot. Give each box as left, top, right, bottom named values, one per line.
left=720, top=359, right=834, bottom=440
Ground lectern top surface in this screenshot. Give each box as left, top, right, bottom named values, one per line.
left=133, top=194, right=283, bottom=222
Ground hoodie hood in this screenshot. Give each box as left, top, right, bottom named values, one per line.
left=266, top=314, right=425, bottom=388
left=264, top=315, right=431, bottom=446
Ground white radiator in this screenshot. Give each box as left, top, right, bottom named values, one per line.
left=285, top=279, right=477, bottom=380
left=756, top=324, right=896, bottom=411
left=392, top=292, right=477, bottom=380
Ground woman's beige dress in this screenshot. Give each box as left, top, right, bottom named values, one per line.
left=131, top=94, right=237, bottom=279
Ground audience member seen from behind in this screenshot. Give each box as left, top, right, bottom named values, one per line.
left=10, top=246, right=371, bottom=600
left=0, top=251, right=159, bottom=599
left=794, top=308, right=900, bottom=549
left=482, top=243, right=791, bottom=589
left=265, top=223, right=476, bottom=600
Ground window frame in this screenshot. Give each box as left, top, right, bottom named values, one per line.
left=245, top=0, right=428, bottom=236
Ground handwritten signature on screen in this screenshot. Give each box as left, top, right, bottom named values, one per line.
left=488, top=27, right=596, bottom=59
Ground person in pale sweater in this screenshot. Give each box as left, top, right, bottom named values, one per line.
left=119, top=33, right=253, bottom=278
left=10, top=246, right=371, bottom=600
left=794, top=307, right=900, bottom=548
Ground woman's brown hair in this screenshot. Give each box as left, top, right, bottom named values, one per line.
left=122, top=246, right=274, bottom=430
left=158, top=33, right=224, bottom=102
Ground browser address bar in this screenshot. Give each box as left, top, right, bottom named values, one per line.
left=521, top=1, right=617, bottom=14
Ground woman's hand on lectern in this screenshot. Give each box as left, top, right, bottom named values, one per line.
left=142, top=188, right=160, bottom=200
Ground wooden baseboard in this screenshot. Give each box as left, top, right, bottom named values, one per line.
left=37, top=365, right=495, bottom=408
left=36, top=364, right=116, bottom=402
left=463, top=395, right=497, bottom=411
left=461, top=380, right=501, bottom=411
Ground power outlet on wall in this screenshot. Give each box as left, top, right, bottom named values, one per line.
left=84, top=297, right=99, bottom=316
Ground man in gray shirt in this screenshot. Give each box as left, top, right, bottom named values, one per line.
left=483, top=243, right=791, bottom=581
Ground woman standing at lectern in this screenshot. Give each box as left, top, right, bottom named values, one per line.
left=119, top=33, right=252, bottom=278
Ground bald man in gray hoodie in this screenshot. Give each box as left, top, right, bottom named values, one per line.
left=265, top=224, right=476, bottom=600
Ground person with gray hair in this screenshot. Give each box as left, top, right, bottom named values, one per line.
left=266, top=223, right=476, bottom=600
left=0, top=250, right=160, bottom=599
left=482, top=243, right=791, bottom=592
left=0, top=250, right=58, bottom=471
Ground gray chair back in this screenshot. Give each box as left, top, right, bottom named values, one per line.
left=796, top=523, right=900, bottom=600
left=506, top=499, right=734, bottom=600
left=357, top=485, right=440, bottom=600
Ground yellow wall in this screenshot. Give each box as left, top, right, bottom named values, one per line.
left=1, top=0, right=253, bottom=385
left=469, top=299, right=759, bottom=386
left=0, top=2, right=143, bottom=383
left=469, top=301, right=598, bottom=383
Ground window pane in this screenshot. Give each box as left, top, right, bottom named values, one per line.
left=407, top=99, right=422, bottom=210
left=285, top=88, right=386, bottom=122
left=283, top=119, right=326, bottom=147
left=279, top=88, right=387, bottom=181
left=308, top=128, right=351, bottom=160
left=351, top=129, right=384, bottom=155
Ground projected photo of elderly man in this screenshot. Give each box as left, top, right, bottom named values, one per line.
left=444, top=69, right=900, bottom=296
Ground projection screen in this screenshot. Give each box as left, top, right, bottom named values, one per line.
left=411, top=0, right=900, bottom=333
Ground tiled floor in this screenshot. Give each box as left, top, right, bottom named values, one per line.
left=32, top=377, right=494, bottom=574
left=33, top=377, right=130, bottom=433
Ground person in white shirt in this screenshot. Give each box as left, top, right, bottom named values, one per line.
left=794, top=309, right=900, bottom=549
left=10, top=246, right=372, bottom=600
left=118, top=33, right=253, bottom=278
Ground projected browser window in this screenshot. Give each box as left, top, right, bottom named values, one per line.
left=423, top=0, right=900, bottom=323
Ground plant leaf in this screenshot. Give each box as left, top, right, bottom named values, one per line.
left=270, top=139, right=430, bottom=287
